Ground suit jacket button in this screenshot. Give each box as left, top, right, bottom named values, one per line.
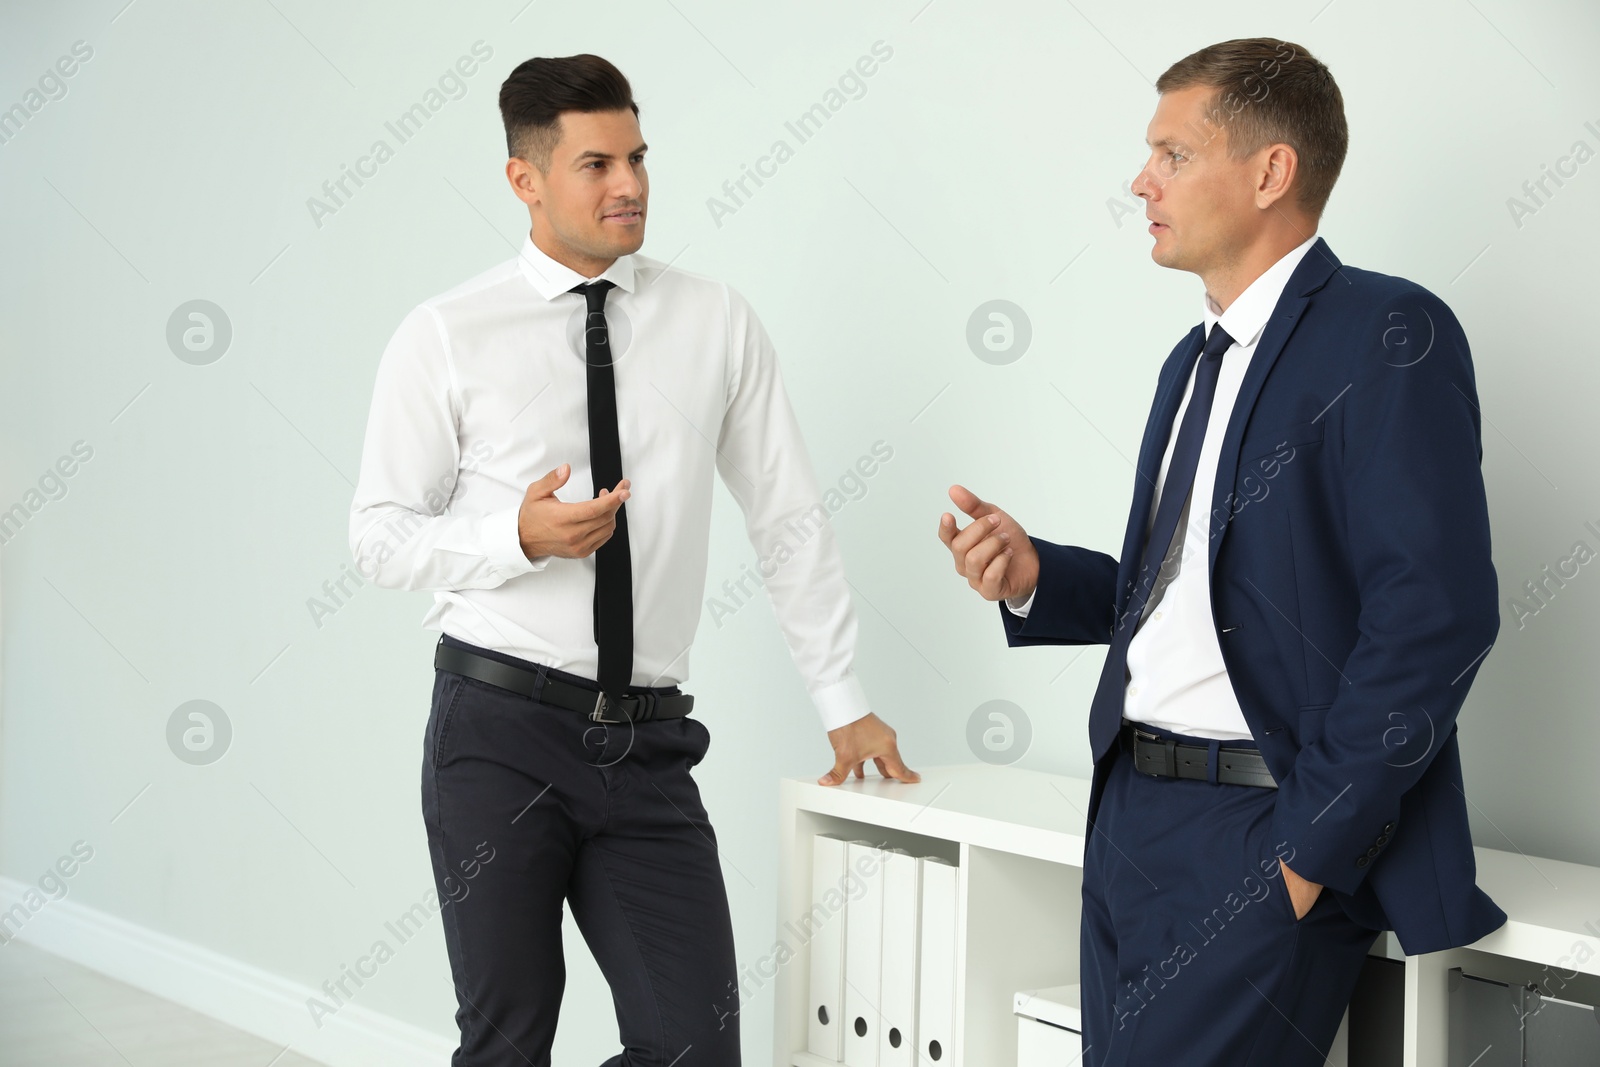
left=1356, top=855, right=1370, bottom=867
left=1367, top=845, right=1380, bottom=857
left=1376, top=834, right=1389, bottom=846
left=1382, top=822, right=1395, bottom=833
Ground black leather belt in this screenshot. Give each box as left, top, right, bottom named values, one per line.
left=434, top=638, right=694, bottom=724
left=1121, top=721, right=1277, bottom=789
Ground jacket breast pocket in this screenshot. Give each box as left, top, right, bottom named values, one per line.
left=1240, top=419, right=1325, bottom=468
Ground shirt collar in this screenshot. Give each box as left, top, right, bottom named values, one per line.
left=515, top=230, right=638, bottom=301
left=1202, top=232, right=1319, bottom=347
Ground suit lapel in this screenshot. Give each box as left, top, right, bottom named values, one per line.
left=1115, top=325, right=1204, bottom=619
left=1206, top=237, right=1343, bottom=576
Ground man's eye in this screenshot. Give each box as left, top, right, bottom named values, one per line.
left=1170, top=152, right=1186, bottom=164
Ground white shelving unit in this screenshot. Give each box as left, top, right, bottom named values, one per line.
left=771, top=763, right=1600, bottom=1067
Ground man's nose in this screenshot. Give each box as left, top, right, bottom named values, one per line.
left=613, top=169, right=643, bottom=201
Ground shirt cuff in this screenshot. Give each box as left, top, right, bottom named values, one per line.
left=811, top=672, right=871, bottom=733
left=483, top=503, right=548, bottom=578
left=1004, top=589, right=1036, bottom=617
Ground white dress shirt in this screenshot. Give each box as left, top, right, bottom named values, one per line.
left=1007, top=233, right=1319, bottom=740
left=350, top=232, right=871, bottom=732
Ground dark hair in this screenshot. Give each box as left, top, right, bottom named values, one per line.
left=498, top=54, right=639, bottom=171
left=1155, top=38, right=1347, bottom=220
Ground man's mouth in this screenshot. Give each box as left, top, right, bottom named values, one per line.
left=604, top=209, right=642, bottom=224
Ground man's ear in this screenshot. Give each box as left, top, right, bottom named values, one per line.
left=1254, top=143, right=1299, bottom=211
left=506, top=156, right=544, bottom=208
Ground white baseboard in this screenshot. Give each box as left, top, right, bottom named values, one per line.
left=0, top=875, right=455, bottom=1067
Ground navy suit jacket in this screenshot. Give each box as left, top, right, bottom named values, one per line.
left=1002, top=237, right=1506, bottom=955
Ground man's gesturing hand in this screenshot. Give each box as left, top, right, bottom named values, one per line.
left=938, top=485, right=1040, bottom=602
left=517, top=464, right=631, bottom=560
left=820, top=713, right=920, bottom=787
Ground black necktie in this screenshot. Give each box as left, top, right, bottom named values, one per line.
left=1087, top=322, right=1236, bottom=761
left=571, top=280, right=633, bottom=702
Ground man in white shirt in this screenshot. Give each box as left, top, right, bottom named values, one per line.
left=938, top=37, right=1503, bottom=1067
left=349, top=53, right=916, bottom=1067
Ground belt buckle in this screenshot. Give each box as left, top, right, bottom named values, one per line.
left=590, top=690, right=658, bottom=724
left=591, top=691, right=623, bottom=724
left=1131, top=727, right=1179, bottom=777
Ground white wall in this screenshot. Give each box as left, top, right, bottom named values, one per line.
left=2, top=0, right=1596, bottom=1063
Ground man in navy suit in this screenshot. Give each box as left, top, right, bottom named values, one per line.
left=939, top=38, right=1505, bottom=1065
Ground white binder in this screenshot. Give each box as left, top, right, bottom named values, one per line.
left=807, top=833, right=850, bottom=1060
left=878, top=848, right=921, bottom=1066
left=843, top=840, right=886, bottom=1066
left=916, top=856, right=958, bottom=1067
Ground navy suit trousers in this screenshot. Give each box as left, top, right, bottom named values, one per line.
left=421, top=635, right=741, bottom=1066
left=1080, top=722, right=1383, bottom=1066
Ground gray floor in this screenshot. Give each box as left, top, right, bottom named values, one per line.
left=0, top=940, right=332, bottom=1067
